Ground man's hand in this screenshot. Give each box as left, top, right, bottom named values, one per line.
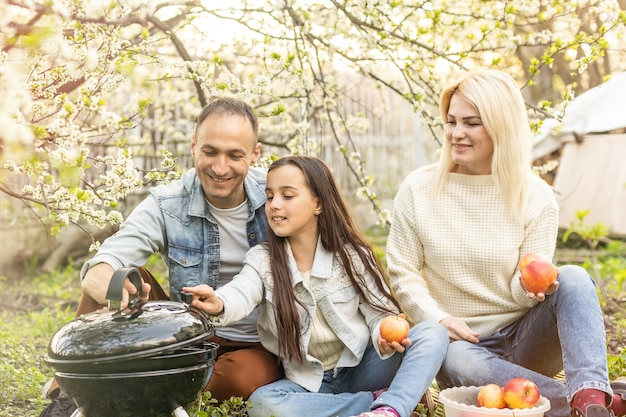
left=82, top=263, right=151, bottom=307
left=128, top=277, right=151, bottom=305
left=440, top=316, right=480, bottom=343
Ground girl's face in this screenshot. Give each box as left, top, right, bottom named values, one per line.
left=445, top=94, right=494, bottom=175
left=265, top=164, right=321, bottom=240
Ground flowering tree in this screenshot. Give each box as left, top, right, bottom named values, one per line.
left=1, top=0, right=625, bottom=268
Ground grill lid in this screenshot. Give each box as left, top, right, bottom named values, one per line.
left=46, top=268, right=214, bottom=365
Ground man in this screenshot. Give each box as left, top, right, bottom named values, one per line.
left=40, top=97, right=283, bottom=415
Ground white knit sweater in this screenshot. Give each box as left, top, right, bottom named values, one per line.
left=387, top=164, right=559, bottom=337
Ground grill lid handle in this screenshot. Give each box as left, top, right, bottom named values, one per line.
left=106, top=267, right=144, bottom=311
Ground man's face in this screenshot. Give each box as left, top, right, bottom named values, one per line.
left=190, top=113, right=261, bottom=209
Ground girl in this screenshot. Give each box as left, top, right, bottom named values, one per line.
left=184, top=155, right=448, bottom=417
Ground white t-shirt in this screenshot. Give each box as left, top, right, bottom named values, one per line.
left=208, top=199, right=261, bottom=342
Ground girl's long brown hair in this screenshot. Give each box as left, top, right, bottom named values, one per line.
left=265, top=155, right=400, bottom=362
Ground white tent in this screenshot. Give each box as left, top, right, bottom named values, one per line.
left=532, top=72, right=626, bottom=236
left=533, top=72, right=626, bottom=159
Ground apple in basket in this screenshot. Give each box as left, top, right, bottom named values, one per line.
left=503, top=377, right=541, bottom=409
left=477, top=384, right=507, bottom=409
left=379, top=313, right=410, bottom=344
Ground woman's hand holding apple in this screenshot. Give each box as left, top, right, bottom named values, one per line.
left=518, top=252, right=560, bottom=301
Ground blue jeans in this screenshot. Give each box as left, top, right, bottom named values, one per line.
left=247, top=320, right=448, bottom=417
left=436, top=265, right=612, bottom=417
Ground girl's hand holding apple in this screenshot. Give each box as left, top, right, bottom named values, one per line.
left=378, top=313, right=412, bottom=353
left=377, top=335, right=411, bottom=354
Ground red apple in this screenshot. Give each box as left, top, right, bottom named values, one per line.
left=518, top=252, right=548, bottom=272
left=503, top=377, right=541, bottom=409
left=477, top=384, right=507, bottom=409
left=379, top=313, right=410, bottom=344
left=520, top=258, right=558, bottom=294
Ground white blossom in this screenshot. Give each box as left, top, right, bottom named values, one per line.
left=0, top=0, right=622, bottom=239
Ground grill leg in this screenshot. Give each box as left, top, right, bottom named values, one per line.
left=65, top=405, right=188, bottom=417
left=172, top=406, right=190, bottom=417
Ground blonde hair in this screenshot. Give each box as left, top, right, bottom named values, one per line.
left=435, top=70, right=532, bottom=222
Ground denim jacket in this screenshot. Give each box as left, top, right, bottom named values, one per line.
left=81, top=167, right=269, bottom=302
left=211, top=238, right=397, bottom=392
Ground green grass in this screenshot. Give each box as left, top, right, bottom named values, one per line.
left=1, top=246, right=624, bottom=416
left=0, top=268, right=79, bottom=417
left=0, top=263, right=249, bottom=417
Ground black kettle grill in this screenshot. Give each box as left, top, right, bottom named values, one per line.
left=44, top=267, right=218, bottom=417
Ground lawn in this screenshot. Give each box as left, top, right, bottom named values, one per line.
left=1, top=244, right=625, bottom=417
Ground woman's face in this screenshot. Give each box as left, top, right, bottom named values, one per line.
left=444, top=94, right=494, bottom=175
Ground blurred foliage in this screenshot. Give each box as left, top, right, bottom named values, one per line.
left=608, top=348, right=626, bottom=381
left=563, top=210, right=626, bottom=315
left=0, top=268, right=79, bottom=417
left=562, top=211, right=626, bottom=380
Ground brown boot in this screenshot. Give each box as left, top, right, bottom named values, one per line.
left=610, top=377, right=626, bottom=417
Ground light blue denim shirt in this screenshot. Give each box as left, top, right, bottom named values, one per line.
left=81, top=166, right=268, bottom=301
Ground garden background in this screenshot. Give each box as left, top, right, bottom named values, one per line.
left=1, top=1, right=625, bottom=416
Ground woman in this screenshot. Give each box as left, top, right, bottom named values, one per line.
left=184, top=155, right=448, bottom=417
left=386, top=70, right=624, bottom=417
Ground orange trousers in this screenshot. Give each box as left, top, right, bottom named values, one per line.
left=206, top=335, right=284, bottom=402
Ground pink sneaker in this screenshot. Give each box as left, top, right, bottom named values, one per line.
left=351, top=406, right=400, bottom=417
